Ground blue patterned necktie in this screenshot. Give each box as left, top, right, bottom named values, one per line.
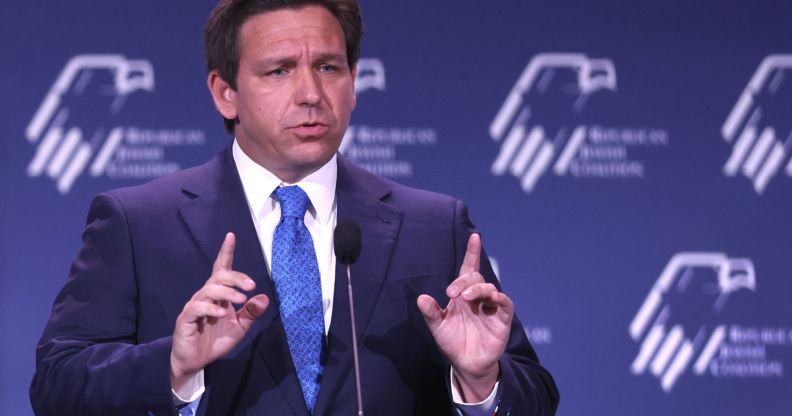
left=271, top=186, right=324, bottom=413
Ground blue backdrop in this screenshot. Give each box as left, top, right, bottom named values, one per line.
left=2, top=0, right=791, bottom=414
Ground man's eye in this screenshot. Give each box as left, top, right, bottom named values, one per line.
left=319, top=64, right=338, bottom=73
left=268, top=68, right=287, bottom=77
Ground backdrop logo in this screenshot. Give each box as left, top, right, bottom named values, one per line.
left=630, top=253, right=789, bottom=392
left=354, top=58, right=386, bottom=95
left=341, top=58, right=439, bottom=178
left=722, top=55, right=792, bottom=194
left=489, top=53, right=669, bottom=193
left=25, top=54, right=205, bottom=194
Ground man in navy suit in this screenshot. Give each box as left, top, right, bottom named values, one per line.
left=31, top=0, right=558, bottom=414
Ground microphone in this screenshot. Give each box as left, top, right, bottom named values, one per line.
left=334, top=220, right=364, bottom=416
left=335, top=219, right=361, bottom=266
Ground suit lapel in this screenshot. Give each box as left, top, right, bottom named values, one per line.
left=178, top=148, right=271, bottom=295
left=314, top=156, right=403, bottom=414
left=178, top=147, right=306, bottom=415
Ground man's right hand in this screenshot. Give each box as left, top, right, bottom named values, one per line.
left=170, top=232, right=269, bottom=391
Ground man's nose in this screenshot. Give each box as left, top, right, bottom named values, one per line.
left=294, top=69, right=323, bottom=106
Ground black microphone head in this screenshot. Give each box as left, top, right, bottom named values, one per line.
left=334, top=219, right=362, bottom=266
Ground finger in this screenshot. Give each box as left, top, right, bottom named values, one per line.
left=237, top=294, right=270, bottom=332
left=212, top=270, right=256, bottom=292
left=446, top=272, right=485, bottom=298
left=193, top=283, right=248, bottom=305
left=460, top=282, right=498, bottom=302
left=417, top=294, right=443, bottom=330
left=461, top=284, right=514, bottom=316
left=212, top=232, right=236, bottom=273
left=477, top=291, right=515, bottom=319
left=181, top=300, right=228, bottom=322
left=492, top=291, right=514, bottom=317
left=459, top=233, right=481, bottom=276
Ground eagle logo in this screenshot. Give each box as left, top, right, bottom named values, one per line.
left=489, top=53, right=617, bottom=192
left=722, top=55, right=792, bottom=194
left=26, top=55, right=154, bottom=194
left=629, top=253, right=756, bottom=391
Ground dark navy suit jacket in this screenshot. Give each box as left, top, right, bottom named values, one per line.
left=31, top=147, right=559, bottom=415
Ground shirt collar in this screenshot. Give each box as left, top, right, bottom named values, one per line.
left=232, top=140, right=337, bottom=225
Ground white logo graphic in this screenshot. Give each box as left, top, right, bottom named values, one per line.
left=489, top=53, right=670, bottom=193
left=722, top=55, right=792, bottom=194
left=630, top=253, right=757, bottom=391
left=26, top=55, right=154, bottom=194
left=26, top=55, right=205, bottom=194
left=354, top=58, right=386, bottom=94
left=341, top=58, right=439, bottom=178
left=490, top=53, right=616, bottom=192
left=524, top=326, right=553, bottom=346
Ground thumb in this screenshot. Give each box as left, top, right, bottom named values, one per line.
left=417, top=294, right=443, bottom=330
left=237, top=294, right=269, bottom=332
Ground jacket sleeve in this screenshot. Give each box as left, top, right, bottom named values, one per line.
left=30, top=193, right=177, bottom=416
left=452, top=199, right=560, bottom=416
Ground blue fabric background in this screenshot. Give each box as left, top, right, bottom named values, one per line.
left=2, top=0, right=790, bottom=414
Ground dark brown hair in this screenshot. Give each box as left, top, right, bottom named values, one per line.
left=204, top=0, right=363, bottom=133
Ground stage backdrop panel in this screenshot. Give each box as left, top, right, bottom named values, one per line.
left=2, top=0, right=791, bottom=414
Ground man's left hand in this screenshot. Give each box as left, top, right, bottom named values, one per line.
left=417, top=233, right=514, bottom=402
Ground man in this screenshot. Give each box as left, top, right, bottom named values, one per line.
left=31, top=0, right=559, bottom=414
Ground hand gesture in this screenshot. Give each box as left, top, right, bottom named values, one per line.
left=417, top=234, right=514, bottom=402
left=170, top=233, right=269, bottom=390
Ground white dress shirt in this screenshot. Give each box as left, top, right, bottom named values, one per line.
left=233, top=140, right=339, bottom=333
left=174, top=141, right=498, bottom=416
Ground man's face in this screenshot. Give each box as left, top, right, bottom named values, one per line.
left=216, top=5, right=356, bottom=182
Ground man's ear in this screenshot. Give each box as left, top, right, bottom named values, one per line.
left=350, top=65, right=357, bottom=110
left=207, top=70, right=238, bottom=120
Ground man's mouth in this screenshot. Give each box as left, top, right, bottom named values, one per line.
left=290, top=122, right=329, bottom=137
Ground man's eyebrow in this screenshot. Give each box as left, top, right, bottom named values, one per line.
left=250, top=53, right=346, bottom=69
left=251, top=56, right=297, bottom=69
left=315, top=53, right=346, bottom=63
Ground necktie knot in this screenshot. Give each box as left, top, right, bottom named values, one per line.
left=274, top=186, right=310, bottom=219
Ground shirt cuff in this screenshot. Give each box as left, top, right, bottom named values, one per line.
left=449, top=367, right=500, bottom=416
left=172, top=370, right=205, bottom=405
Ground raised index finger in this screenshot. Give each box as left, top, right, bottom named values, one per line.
left=213, top=232, right=236, bottom=273
left=459, top=233, right=481, bottom=276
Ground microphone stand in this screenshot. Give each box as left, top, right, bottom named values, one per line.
left=346, top=264, right=364, bottom=416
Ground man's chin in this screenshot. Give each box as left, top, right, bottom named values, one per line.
left=294, top=139, right=340, bottom=158
left=281, top=148, right=337, bottom=178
